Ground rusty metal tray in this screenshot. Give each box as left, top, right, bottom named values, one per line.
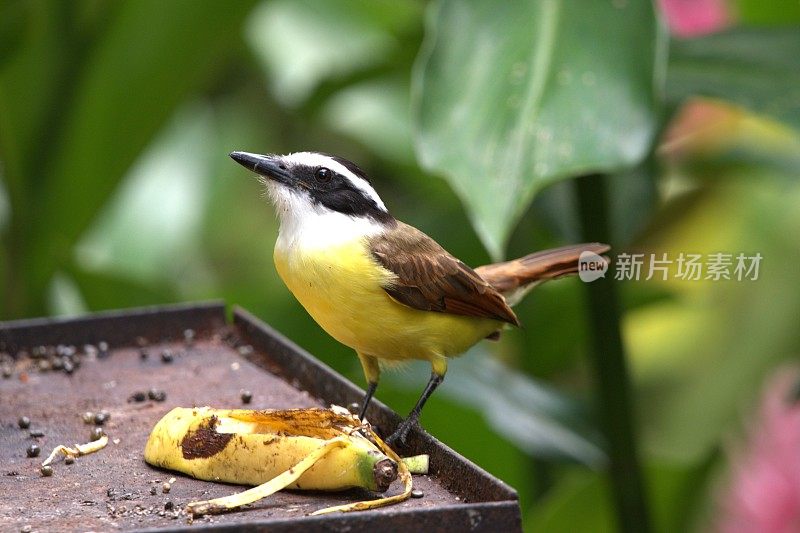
left=0, top=302, right=521, bottom=532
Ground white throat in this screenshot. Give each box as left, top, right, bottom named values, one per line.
left=269, top=183, right=384, bottom=252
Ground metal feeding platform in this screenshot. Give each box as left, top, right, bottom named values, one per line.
left=0, top=302, right=521, bottom=532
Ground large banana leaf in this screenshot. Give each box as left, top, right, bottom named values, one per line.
left=412, top=0, right=666, bottom=259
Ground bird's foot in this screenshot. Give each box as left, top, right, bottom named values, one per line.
left=385, top=417, right=421, bottom=448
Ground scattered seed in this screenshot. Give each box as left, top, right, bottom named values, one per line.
left=98, top=341, right=109, bottom=352
left=26, top=444, right=40, bottom=458
left=1, top=365, right=11, bottom=378
left=237, top=345, right=253, bottom=356
left=139, top=348, right=149, bottom=360
left=18, top=416, right=31, bottom=429
left=82, top=411, right=95, bottom=424
left=162, top=482, right=171, bottom=494
left=40, top=465, right=53, bottom=477
left=63, top=360, right=75, bottom=374
left=20, top=525, right=32, bottom=533
left=90, top=427, right=105, bottom=441
left=148, top=388, right=166, bottom=402
left=29, top=430, right=44, bottom=438
left=65, top=456, right=75, bottom=465
left=347, top=402, right=360, bottom=414
left=161, top=350, right=174, bottom=364
left=94, top=410, right=110, bottom=425
left=128, top=391, right=147, bottom=403
left=150, top=486, right=157, bottom=495
left=164, top=501, right=174, bottom=511
left=50, top=357, right=64, bottom=370
left=411, top=489, right=424, bottom=499
left=37, top=359, right=51, bottom=372
left=240, top=390, right=253, bottom=404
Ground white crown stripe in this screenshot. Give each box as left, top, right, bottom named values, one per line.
left=283, top=152, right=387, bottom=212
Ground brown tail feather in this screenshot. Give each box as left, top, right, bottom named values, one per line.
left=475, top=243, right=610, bottom=303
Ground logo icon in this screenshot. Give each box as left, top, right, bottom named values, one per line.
left=578, top=251, right=608, bottom=283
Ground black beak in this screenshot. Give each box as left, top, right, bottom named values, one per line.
left=229, top=151, right=292, bottom=185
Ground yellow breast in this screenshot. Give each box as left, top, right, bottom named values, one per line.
left=273, top=238, right=499, bottom=362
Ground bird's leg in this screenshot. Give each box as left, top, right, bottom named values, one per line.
left=358, top=381, right=378, bottom=420
left=387, top=359, right=447, bottom=446
left=356, top=353, right=381, bottom=420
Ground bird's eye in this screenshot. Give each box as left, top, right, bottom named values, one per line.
left=315, top=167, right=332, bottom=182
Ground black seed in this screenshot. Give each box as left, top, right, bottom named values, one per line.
left=128, top=391, right=147, bottom=403
left=411, top=489, right=424, bottom=499
left=50, top=357, right=64, bottom=370
left=240, top=390, right=253, bottom=404
left=82, top=412, right=95, bottom=424
left=94, top=411, right=110, bottom=425
left=40, top=465, right=53, bottom=477
left=29, top=430, right=45, bottom=438
left=139, top=348, right=149, bottom=360
left=160, top=350, right=173, bottom=363
left=63, top=360, right=75, bottom=374
left=90, top=427, right=105, bottom=441
left=65, top=456, right=75, bottom=465
left=26, top=444, right=40, bottom=458
left=164, top=501, right=174, bottom=511
left=18, top=416, right=31, bottom=429
left=1, top=365, right=11, bottom=378
left=148, top=388, right=166, bottom=402
left=150, top=486, right=157, bottom=495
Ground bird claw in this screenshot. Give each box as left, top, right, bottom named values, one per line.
left=385, top=418, right=420, bottom=448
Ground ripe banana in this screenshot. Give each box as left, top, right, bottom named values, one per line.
left=144, top=406, right=412, bottom=515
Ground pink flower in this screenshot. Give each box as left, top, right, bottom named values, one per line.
left=658, top=0, right=732, bottom=37
left=716, top=367, right=800, bottom=533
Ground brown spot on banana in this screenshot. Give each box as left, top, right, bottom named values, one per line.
left=181, top=416, right=235, bottom=459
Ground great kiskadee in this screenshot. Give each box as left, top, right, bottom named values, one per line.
left=230, top=150, right=608, bottom=444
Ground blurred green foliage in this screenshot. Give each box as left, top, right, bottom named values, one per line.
left=1, top=1, right=799, bottom=531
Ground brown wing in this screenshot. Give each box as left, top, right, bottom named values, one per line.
left=369, top=223, right=519, bottom=326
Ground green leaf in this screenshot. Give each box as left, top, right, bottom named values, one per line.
left=735, top=0, right=800, bottom=25
left=668, top=28, right=800, bottom=132
left=526, top=460, right=715, bottom=533
left=245, top=0, right=420, bottom=107
left=390, top=347, right=606, bottom=466
left=412, top=0, right=665, bottom=259
left=18, top=0, right=256, bottom=310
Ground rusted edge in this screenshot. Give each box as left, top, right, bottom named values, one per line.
left=134, top=501, right=522, bottom=533
left=0, top=301, right=226, bottom=354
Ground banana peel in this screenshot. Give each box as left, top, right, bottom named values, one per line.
left=144, top=406, right=417, bottom=515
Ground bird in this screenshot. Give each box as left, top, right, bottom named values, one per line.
left=230, top=150, right=609, bottom=445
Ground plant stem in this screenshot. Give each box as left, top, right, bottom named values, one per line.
left=574, top=173, right=651, bottom=533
